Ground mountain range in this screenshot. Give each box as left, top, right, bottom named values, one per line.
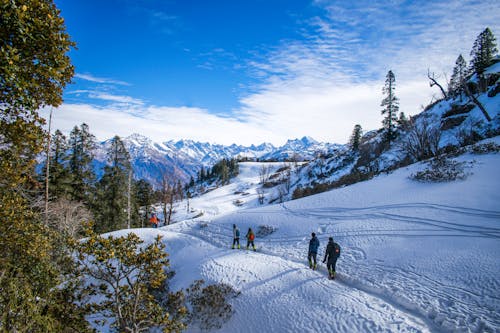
left=94, top=134, right=340, bottom=186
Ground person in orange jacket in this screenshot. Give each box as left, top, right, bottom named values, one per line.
left=149, top=213, right=159, bottom=228
left=245, top=228, right=256, bottom=251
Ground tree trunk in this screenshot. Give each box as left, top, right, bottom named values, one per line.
left=464, top=84, right=492, bottom=121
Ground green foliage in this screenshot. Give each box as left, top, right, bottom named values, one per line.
left=448, top=54, right=469, bottom=98
left=470, top=27, right=498, bottom=77
left=72, top=225, right=187, bottom=332
left=349, top=124, right=362, bottom=151
left=381, top=70, right=399, bottom=144
left=0, top=0, right=87, bottom=331
left=94, top=135, right=131, bottom=232
left=186, top=280, right=239, bottom=330
left=68, top=123, right=97, bottom=203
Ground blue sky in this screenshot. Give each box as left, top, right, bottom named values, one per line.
left=46, top=0, right=499, bottom=145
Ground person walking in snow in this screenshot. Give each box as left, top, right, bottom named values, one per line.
left=232, top=224, right=241, bottom=249
left=323, top=237, right=341, bottom=279
left=245, top=227, right=256, bottom=251
left=149, top=213, right=159, bottom=228
left=308, top=232, right=320, bottom=270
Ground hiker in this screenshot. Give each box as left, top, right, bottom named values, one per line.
left=245, top=227, right=256, bottom=251
left=149, top=213, right=159, bottom=228
left=308, top=232, right=320, bottom=270
left=323, top=237, right=341, bottom=279
left=232, top=224, right=241, bottom=249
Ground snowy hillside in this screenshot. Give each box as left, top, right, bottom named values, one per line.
left=111, top=137, right=500, bottom=333
left=288, top=61, right=500, bottom=201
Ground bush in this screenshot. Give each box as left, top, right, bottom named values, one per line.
left=256, top=225, right=277, bottom=237
left=410, top=156, right=471, bottom=182
left=470, top=142, right=500, bottom=154
left=186, top=280, right=240, bottom=330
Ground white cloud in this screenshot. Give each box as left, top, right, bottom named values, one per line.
left=41, top=104, right=282, bottom=146
left=53, top=1, right=499, bottom=146
left=75, top=73, right=130, bottom=86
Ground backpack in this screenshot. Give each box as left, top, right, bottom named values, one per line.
left=249, top=232, right=255, bottom=241
left=334, top=243, right=341, bottom=257
left=235, top=229, right=240, bottom=237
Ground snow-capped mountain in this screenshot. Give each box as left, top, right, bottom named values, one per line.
left=94, top=135, right=335, bottom=186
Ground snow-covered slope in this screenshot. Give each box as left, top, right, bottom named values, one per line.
left=112, top=137, right=500, bottom=333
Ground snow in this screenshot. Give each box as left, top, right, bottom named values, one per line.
left=105, top=139, right=500, bottom=333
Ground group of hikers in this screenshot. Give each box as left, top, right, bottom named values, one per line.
left=149, top=214, right=340, bottom=279
left=308, top=232, right=341, bottom=279
left=232, top=225, right=341, bottom=279
left=231, top=224, right=256, bottom=251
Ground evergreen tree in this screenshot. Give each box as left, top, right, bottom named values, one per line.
left=48, top=129, right=72, bottom=199
left=0, top=0, right=89, bottom=330
left=95, top=136, right=131, bottom=232
left=381, top=70, right=399, bottom=144
left=448, top=54, right=469, bottom=99
left=470, top=27, right=498, bottom=77
left=134, top=179, right=154, bottom=227
left=68, top=123, right=96, bottom=203
left=349, top=124, right=363, bottom=151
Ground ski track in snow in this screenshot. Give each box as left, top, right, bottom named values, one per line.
left=160, top=155, right=500, bottom=333
left=169, top=200, right=499, bottom=332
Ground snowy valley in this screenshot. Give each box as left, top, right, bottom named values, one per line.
left=118, top=139, right=500, bottom=332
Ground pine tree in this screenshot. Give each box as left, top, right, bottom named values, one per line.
left=68, top=123, right=96, bottom=203
left=0, top=0, right=89, bottom=330
left=381, top=70, right=399, bottom=144
left=448, top=54, right=469, bottom=99
left=470, top=27, right=498, bottom=77
left=135, top=179, right=154, bottom=227
left=349, top=124, right=363, bottom=151
left=95, top=136, right=132, bottom=232
left=48, top=130, right=72, bottom=199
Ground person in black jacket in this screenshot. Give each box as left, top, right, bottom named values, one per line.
left=308, top=232, right=320, bottom=270
left=323, top=237, right=341, bottom=279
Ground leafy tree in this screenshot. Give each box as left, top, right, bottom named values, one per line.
left=470, top=27, right=498, bottom=77
left=448, top=54, right=469, bottom=99
left=68, top=123, right=96, bottom=203
left=349, top=124, right=363, bottom=151
left=381, top=70, right=399, bottom=144
left=71, top=225, right=187, bottom=332
left=95, top=135, right=131, bottom=232
left=0, top=0, right=90, bottom=330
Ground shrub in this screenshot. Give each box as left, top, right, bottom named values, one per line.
left=410, top=156, right=471, bottom=182
left=404, top=118, right=441, bottom=161
left=470, top=142, right=500, bottom=154
left=256, top=225, right=277, bottom=237
left=186, top=280, right=240, bottom=330
left=72, top=225, right=187, bottom=332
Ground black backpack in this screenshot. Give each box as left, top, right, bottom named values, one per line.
left=334, top=243, right=341, bottom=257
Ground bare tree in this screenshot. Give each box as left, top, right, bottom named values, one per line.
left=259, top=165, right=271, bottom=185
left=46, top=198, right=92, bottom=238
left=256, top=188, right=265, bottom=205
left=427, top=69, right=448, bottom=99
left=463, top=83, right=492, bottom=122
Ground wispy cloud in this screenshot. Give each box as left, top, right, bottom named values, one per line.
left=54, top=1, right=499, bottom=146
left=233, top=0, right=500, bottom=143
left=88, top=92, right=144, bottom=106
left=75, top=73, right=131, bottom=86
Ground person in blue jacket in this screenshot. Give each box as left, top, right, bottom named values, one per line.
left=308, top=232, right=320, bottom=270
